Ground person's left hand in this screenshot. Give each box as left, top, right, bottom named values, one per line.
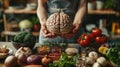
left=61, top=23, right=81, bottom=39
left=41, top=24, right=57, bottom=38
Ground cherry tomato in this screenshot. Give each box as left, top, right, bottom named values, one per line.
left=92, top=28, right=102, bottom=37
left=77, top=34, right=90, bottom=47
left=95, top=34, right=107, bottom=44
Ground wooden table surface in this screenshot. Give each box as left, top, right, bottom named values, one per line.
left=0, top=42, right=114, bottom=67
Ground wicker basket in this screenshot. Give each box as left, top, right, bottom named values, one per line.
left=12, top=41, right=35, bottom=50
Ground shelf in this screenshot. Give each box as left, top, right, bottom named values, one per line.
left=2, top=31, right=39, bottom=37
left=88, top=10, right=119, bottom=16
left=4, top=9, right=36, bottom=14
left=3, top=9, right=120, bottom=16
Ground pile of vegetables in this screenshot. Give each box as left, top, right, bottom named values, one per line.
left=49, top=52, right=76, bottom=67
left=86, top=51, right=107, bottom=67
left=13, top=32, right=36, bottom=43
left=4, top=47, right=52, bottom=67
left=106, top=43, right=120, bottom=65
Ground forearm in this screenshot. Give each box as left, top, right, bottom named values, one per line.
left=73, top=0, right=86, bottom=25
left=37, top=0, right=47, bottom=25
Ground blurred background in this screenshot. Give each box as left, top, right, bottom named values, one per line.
left=0, top=0, right=120, bottom=42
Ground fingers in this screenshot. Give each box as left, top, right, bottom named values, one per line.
left=41, top=25, right=48, bottom=34
left=45, top=33, right=57, bottom=38
left=42, top=31, right=57, bottom=38
left=73, top=26, right=78, bottom=33
left=41, top=25, right=57, bottom=38
left=73, top=24, right=80, bottom=33
left=42, top=28, right=47, bottom=34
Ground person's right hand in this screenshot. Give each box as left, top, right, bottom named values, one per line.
left=41, top=24, right=57, bottom=38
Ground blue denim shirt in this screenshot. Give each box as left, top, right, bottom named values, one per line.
left=39, top=0, right=83, bottom=45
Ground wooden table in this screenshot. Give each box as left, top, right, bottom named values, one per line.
left=0, top=42, right=114, bottom=67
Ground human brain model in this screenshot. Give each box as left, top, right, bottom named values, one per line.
left=46, top=12, right=73, bottom=35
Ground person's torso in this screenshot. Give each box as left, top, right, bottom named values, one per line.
left=46, top=0, right=80, bottom=20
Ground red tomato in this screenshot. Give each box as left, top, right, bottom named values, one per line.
left=88, top=33, right=95, bottom=41
left=95, top=34, right=107, bottom=44
left=92, top=28, right=102, bottom=37
left=77, top=34, right=90, bottom=47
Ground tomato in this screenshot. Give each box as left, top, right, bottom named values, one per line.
left=77, top=34, right=90, bottom=47
left=88, top=33, right=95, bottom=41
left=92, top=28, right=102, bottom=37
left=95, top=34, right=107, bottom=44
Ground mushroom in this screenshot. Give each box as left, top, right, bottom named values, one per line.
left=88, top=51, right=98, bottom=60
left=97, top=57, right=107, bottom=66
